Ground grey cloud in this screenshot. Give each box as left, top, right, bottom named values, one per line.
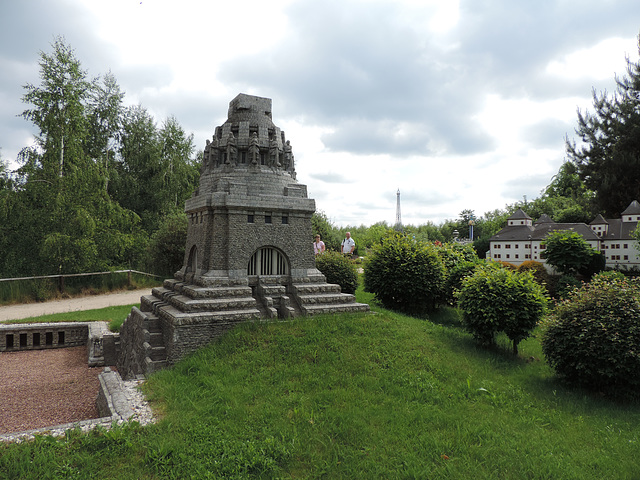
left=218, top=0, right=494, bottom=157
left=523, top=118, right=572, bottom=149
left=455, top=0, right=640, bottom=100
left=500, top=172, right=552, bottom=200
left=309, top=172, right=353, bottom=184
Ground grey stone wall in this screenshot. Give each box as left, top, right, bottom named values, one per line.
left=0, top=323, right=87, bottom=352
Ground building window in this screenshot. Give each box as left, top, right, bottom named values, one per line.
left=515, top=254, right=519, bottom=259
left=265, top=215, right=272, bottom=224
left=495, top=244, right=501, bottom=249
left=506, top=254, right=510, bottom=259
left=247, top=214, right=254, bottom=223
left=525, top=254, right=531, bottom=259
left=282, top=216, right=288, bottom=225
left=624, top=255, right=629, bottom=260
left=505, top=244, right=511, bottom=249
left=624, top=244, right=628, bottom=249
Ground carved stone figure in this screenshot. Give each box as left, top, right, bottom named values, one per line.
left=202, top=139, right=211, bottom=172
left=210, top=136, right=219, bottom=168
left=249, top=131, right=260, bottom=165
left=226, top=132, right=237, bottom=165
left=284, top=140, right=293, bottom=171
left=269, top=137, right=281, bottom=167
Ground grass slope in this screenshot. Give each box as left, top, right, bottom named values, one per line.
left=1, top=292, right=639, bottom=479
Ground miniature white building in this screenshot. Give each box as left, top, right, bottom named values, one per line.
left=488, top=200, right=640, bottom=271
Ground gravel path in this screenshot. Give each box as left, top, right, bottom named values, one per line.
left=0, top=289, right=155, bottom=437
left=0, top=347, right=102, bottom=435
left=0, top=288, right=151, bottom=322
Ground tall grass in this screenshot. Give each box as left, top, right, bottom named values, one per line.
left=1, top=290, right=639, bottom=479
left=0, top=271, right=161, bottom=306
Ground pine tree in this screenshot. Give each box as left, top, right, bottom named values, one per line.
left=566, top=36, right=640, bottom=217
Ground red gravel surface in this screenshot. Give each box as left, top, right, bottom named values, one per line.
left=0, top=346, right=102, bottom=434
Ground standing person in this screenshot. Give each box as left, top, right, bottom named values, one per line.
left=313, top=235, right=326, bottom=255
left=341, top=232, right=355, bottom=256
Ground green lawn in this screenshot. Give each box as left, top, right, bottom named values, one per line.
left=1, top=291, right=639, bottom=479
left=1, top=305, right=135, bottom=326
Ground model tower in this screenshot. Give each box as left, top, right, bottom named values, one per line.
left=117, top=94, right=369, bottom=379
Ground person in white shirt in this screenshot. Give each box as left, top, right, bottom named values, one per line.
left=313, top=235, right=326, bottom=255
left=341, top=232, right=355, bottom=256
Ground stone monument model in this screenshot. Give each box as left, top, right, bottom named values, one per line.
left=117, top=93, right=369, bottom=379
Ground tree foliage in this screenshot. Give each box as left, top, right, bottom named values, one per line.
left=458, top=264, right=547, bottom=354
left=541, top=230, right=604, bottom=278
left=566, top=37, right=640, bottom=217
left=0, top=37, right=198, bottom=277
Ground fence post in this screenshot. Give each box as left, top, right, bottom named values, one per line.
left=127, top=270, right=132, bottom=287
left=58, top=275, right=65, bottom=293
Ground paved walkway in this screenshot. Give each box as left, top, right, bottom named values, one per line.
left=0, top=289, right=151, bottom=322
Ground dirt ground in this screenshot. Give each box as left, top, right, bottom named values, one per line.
left=0, top=289, right=151, bottom=435
left=0, top=347, right=103, bottom=434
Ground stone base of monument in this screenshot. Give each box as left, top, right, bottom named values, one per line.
left=116, top=274, right=369, bottom=380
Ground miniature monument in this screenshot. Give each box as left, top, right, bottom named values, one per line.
left=117, top=94, right=369, bottom=379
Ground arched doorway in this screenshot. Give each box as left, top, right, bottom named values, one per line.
left=248, top=247, right=289, bottom=276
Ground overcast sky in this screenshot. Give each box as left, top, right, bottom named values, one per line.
left=1, top=0, right=639, bottom=227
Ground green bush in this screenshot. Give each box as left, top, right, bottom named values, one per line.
left=458, top=264, right=547, bottom=354
left=541, top=276, right=640, bottom=399
left=315, top=251, right=359, bottom=294
left=443, top=260, right=481, bottom=306
left=553, top=274, right=582, bottom=299
left=363, top=234, right=446, bottom=314
left=517, top=260, right=549, bottom=286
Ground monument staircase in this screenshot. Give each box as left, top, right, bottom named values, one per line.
left=117, top=274, right=369, bottom=379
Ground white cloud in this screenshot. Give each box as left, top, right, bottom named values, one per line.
left=546, top=37, right=639, bottom=80
left=1, top=0, right=639, bottom=226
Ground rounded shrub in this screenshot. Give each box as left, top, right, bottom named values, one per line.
left=517, top=260, right=550, bottom=288
left=363, top=234, right=446, bottom=314
left=315, top=250, right=359, bottom=294
left=458, top=264, right=547, bottom=354
left=436, top=243, right=480, bottom=305
left=541, top=276, right=640, bottom=398
left=444, top=260, right=482, bottom=306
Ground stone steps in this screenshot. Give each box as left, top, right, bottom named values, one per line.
left=166, top=294, right=258, bottom=313
left=301, top=303, right=371, bottom=316
left=156, top=304, right=263, bottom=326
left=292, top=283, right=341, bottom=295
left=296, top=293, right=356, bottom=305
